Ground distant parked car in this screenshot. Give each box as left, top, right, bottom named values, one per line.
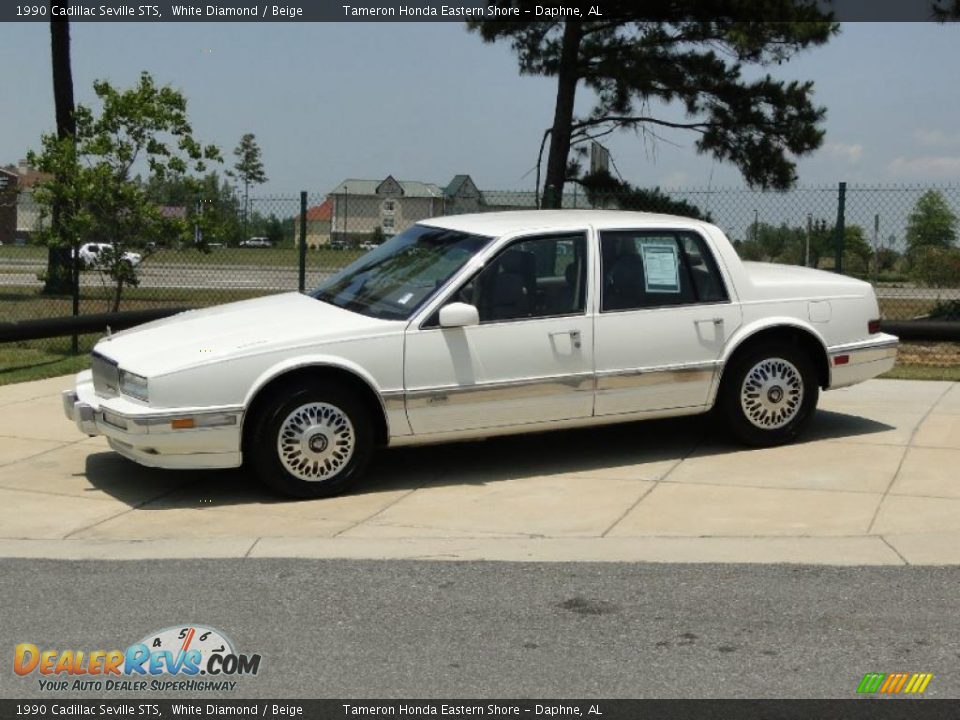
left=239, top=237, right=272, bottom=248
left=64, top=210, right=898, bottom=499
left=329, top=240, right=349, bottom=251
left=74, top=242, right=142, bottom=269
left=359, top=242, right=378, bottom=251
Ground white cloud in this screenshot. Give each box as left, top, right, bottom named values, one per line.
left=888, top=155, right=960, bottom=180
left=824, top=142, right=864, bottom=164
left=913, top=129, right=960, bottom=148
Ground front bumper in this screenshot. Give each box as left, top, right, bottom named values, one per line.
left=63, top=370, right=243, bottom=469
left=827, top=333, right=899, bottom=389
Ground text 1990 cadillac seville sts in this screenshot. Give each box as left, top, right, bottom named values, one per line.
left=64, top=211, right=898, bottom=498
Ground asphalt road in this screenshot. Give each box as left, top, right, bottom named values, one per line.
left=2, top=560, right=959, bottom=699
left=2, top=259, right=960, bottom=298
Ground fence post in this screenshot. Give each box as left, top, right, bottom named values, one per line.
left=298, top=191, right=307, bottom=293
left=834, top=181, right=846, bottom=274
left=71, top=240, right=79, bottom=353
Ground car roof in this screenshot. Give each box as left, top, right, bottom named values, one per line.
left=419, top=210, right=709, bottom=237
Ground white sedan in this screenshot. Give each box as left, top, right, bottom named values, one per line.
left=64, top=211, right=898, bottom=498
left=74, top=242, right=142, bottom=269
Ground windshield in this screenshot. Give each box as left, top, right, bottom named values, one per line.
left=312, top=224, right=492, bottom=320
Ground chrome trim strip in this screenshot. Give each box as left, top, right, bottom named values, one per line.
left=828, top=336, right=899, bottom=355
left=595, top=360, right=721, bottom=379
left=405, top=373, right=594, bottom=410
left=828, top=335, right=899, bottom=371
left=120, top=407, right=244, bottom=427
left=381, top=391, right=406, bottom=414
left=832, top=346, right=898, bottom=366
left=596, top=366, right=716, bottom=393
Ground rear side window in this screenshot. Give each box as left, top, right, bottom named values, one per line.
left=600, top=230, right=728, bottom=312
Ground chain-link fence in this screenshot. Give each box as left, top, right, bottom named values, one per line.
left=2, top=183, right=958, bottom=372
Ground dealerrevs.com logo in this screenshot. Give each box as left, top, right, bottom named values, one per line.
left=14, top=625, right=262, bottom=693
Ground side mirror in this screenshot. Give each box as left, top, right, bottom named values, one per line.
left=439, top=302, right=479, bottom=328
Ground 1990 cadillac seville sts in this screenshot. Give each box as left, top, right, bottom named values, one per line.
left=64, top=211, right=898, bottom=498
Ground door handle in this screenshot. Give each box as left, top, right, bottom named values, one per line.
left=695, top=317, right=724, bottom=326
left=549, top=329, right=582, bottom=349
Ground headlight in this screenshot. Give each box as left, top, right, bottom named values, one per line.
left=119, top=370, right=149, bottom=401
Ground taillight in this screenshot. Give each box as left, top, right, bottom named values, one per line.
left=868, top=319, right=881, bottom=334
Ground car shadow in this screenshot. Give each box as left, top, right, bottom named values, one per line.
left=82, top=408, right=896, bottom=510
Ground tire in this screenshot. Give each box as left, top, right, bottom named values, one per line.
left=717, top=341, right=819, bottom=447
left=248, top=381, right=374, bottom=499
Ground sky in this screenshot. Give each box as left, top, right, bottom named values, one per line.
left=2, top=21, right=960, bottom=198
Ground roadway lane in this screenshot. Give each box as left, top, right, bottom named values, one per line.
left=2, top=560, right=959, bottom=699
left=2, top=259, right=959, bottom=298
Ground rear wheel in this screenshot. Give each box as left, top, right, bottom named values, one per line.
left=718, top=342, right=819, bottom=447
left=248, top=382, right=374, bottom=498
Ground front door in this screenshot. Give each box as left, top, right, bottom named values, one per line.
left=404, top=232, right=594, bottom=435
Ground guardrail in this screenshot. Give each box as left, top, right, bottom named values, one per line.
left=0, top=307, right=191, bottom=343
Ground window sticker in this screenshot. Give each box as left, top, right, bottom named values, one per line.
left=640, top=239, right=681, bottom=293
left=397, top=292, right=414, bottom=305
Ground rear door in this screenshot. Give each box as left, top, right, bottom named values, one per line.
left=594, top=228, right=742, bottom=415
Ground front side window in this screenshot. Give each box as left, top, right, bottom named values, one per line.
left=453, top=233, right=588, bottom=323
left=600, top=230, right=728, bottom=312
left=312, top=224, right=492, bottom=320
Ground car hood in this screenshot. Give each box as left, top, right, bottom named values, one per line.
left=94, top=292, right=400, bottom=376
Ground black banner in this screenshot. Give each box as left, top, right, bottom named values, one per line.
left=3, top=700, right=960, bottom=720
left=0, top=0, right=954, bottom=23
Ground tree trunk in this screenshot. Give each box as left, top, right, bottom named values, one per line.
left=44, top=6, right=76, bottom=296
left=541, top=21, right=582, bottom=210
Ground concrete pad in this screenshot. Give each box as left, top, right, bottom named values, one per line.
left=912, top=414, right=960, bottom=449
left=889, top=447, right=960, bottom=499
left=143, top=474, right=419, bottom=525
left=607, top=483, right=880, bottom=537
left=70, top=506, right=354, bottom=539
left=250, top=536, right=902, bottom=565
left=934, top=384, right=960, bottom=415
left=0, top=395, right=93, bottom=442
left=871, top=495, right=960, bottom=535
left=424, top=420, right=700, bottom=484
left=822, top=380, right=952, bottom=409
left=671, top=440, right=903, bottom=494
left=0, top=375, right=957, bottom=564
left=0, top=375, right=73, bottom=407
left=352, top=475, right=656, bottom=538
left=805, top=409, right=925, bottom=446
left=0, top=445, right=192, bottom=505
left=0, top=537, right=255, bottom=559
left=339, top=523, right=530, bottom=539
left=0, top=436, right=70, bottom=467
left=0, top=487, right=128, bottom=539
left=884, top=532, right=960, bottom=565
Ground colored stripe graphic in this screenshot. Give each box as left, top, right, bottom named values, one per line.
left=858, top=672, right=933, bottom=694
left=857, top=673, right=885, bottom=694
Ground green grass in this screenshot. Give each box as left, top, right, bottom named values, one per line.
left=881, top=364, right=960, bottom=382
left=2, top=285, right=273, bottom=321
left=0, top=336, right=96, bottom=386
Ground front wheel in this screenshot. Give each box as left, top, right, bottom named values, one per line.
left=717, top=342, right=819, bottom=447
left=248, top=382, right=374, bottom=498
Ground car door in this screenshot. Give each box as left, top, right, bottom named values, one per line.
left=594, top=228, right=742, bottom=416
left=404, top=231, right=594, bottom=435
